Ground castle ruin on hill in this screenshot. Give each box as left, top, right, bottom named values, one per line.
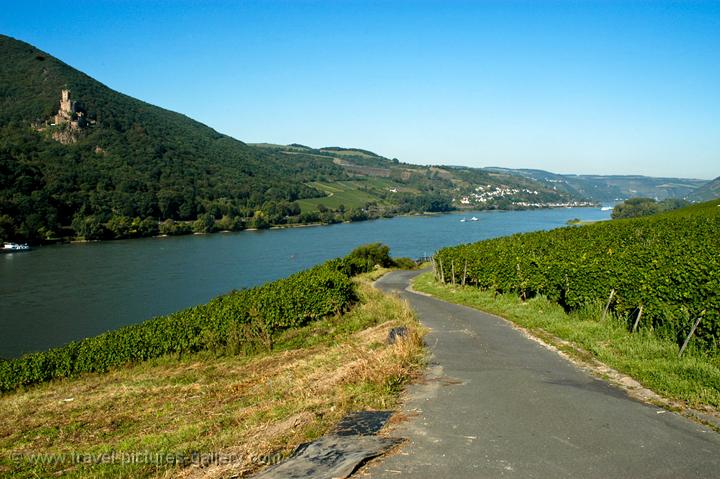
left=53, top=89, right=83, bottom=129
left=44, top=88, right=95, bottom=144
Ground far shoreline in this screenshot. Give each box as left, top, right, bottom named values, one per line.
left=22, top=204, right=606, bottom=249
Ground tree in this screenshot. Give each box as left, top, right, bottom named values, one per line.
left=135, top=217, right=159, bottom=237
left=106, top=215, right=132, bottom=239
left=71, top=214, right=106, bottom=240
left=216, top=214, right=243, bottom=231
left=611, top=197, right=691, bottom=219
left=342, top=243, right=394, bottom=274
left=344, top=208, right=368, bottom=222
left=249, top=211, right=270, bottom=229
left=193, top=213, right=215, bottom=233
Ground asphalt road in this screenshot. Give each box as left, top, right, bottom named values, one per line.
left=363, top=270, right=720, bottom=478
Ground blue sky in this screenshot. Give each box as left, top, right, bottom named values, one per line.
left=2, top=1, right=719, bottom=179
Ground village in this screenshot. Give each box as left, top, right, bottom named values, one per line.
left=456, top=184, right=596, bottom=209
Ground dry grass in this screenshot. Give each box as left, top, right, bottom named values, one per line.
left=0, top=278, right=424, bottom=479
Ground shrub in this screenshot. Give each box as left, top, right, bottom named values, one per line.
left=340, top=243, right=394, bottom=275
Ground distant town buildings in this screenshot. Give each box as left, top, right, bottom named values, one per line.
left=453, top=184, right=595, bottom=209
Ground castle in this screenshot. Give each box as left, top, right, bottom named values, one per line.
left=53, top=89, right=83, bottom=129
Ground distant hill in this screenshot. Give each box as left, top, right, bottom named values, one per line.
left=687, top=175, right=720, bottom=202
left=5, top=34, right=687, bottom=244
left=485, top=167, right=708, bottom=202
left=249, top=143, right=584, bottom=213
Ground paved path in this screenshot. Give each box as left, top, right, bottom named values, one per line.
left=363, top=270, right=720, bottom=478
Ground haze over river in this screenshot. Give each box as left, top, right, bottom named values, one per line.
left=0, top=208, right=611, bottom=358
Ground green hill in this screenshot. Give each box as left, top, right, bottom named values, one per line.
left=0, top=34, right=583, bottom=243
left=0, top=35, right=347, bottom=241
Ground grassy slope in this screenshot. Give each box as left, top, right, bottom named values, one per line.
left=413, top=273, right=720, bottom=411
left=0, top=275, right=424, bottom=479
left=297, top=181, right=381, bottom=210
left=296, top=179, right=422, bottom=212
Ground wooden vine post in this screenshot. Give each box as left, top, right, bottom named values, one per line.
left=462, top=260, right=468, bottom=286
left=679, top=312, right=705, bottom=357
left=601, top=289, right=615, bottom=321
left=631, top=305, right=644, bottom=333
left=439, top=258, right=445, bottom=283
left=451, top=260, right=456, bottom=286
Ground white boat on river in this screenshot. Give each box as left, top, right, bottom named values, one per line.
left=2, top=242, right=31, bottom=252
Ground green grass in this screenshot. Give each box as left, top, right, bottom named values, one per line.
left=0, top=275, right=425, bottom=479
left=413, top=272, right=720, bottom=410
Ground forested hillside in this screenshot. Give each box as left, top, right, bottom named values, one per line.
left=0, top=34, right=582, bottom=243
left=0, top=35, right=353, bottom=241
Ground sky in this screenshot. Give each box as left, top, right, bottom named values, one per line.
left=2, top=0, right=719, bottom=179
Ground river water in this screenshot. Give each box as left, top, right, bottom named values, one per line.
left=0, top=207, right=611, bottom=358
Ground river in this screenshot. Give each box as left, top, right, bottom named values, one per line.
left=0, top=207, right=611, bottom=358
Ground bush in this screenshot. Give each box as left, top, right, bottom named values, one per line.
left=340, top=243, right=394, bottom=275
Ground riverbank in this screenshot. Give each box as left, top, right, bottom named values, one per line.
left=13, top=203, right=604, bottom=247
left=0, top=272, right=425, bottom=478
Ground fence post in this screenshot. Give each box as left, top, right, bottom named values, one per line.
left=439, top=258, right=445, bottom=283
left=679, top=314, right=704, bottom=357
left=462, top=260, right=468, bottom=286
left=601, top=289, right=615, bottom=321
left=631, top=305, right=643, bottom=333
left=451, top=260, right=456, bottom=286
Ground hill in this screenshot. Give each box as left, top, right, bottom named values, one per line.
left=0, top=34, right=588, bottom=243
left=0, top=35, right=362, bottom=242
left=250, top=143, right=588, bottom=213
left=485, top=167, right=708, bottom=202
left=687, top=175, right=720, bottom=202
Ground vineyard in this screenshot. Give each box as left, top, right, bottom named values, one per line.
left=434, top=200, right=720, bottom=352
left=0, top=260, right=356, bottom=392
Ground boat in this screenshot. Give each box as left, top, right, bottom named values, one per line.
left=470, top=216, right=479, bottom=221
left=601, top=206, right=613, bottom=211
left=2, top=242, right=31, bottom=252
left=460, top=218, right=467, bottom=223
